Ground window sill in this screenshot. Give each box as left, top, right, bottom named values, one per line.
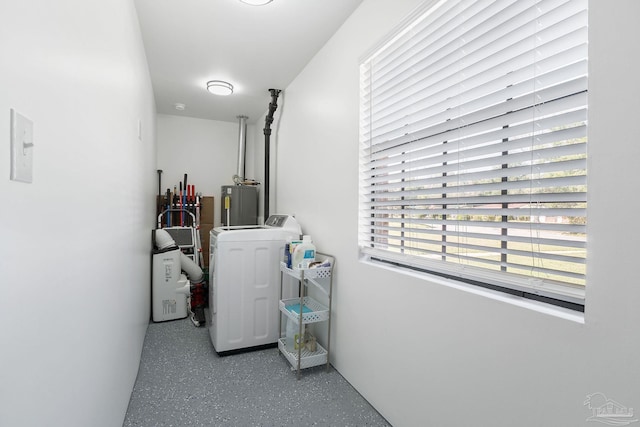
left=360, top=257, right=585, bottom=325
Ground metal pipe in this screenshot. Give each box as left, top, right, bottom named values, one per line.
left=236, top=115, right=248, bottom=183
left=263, top=89, right=281, bottom=221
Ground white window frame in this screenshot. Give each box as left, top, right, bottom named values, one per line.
left=358, top=0, right=588, bottom=310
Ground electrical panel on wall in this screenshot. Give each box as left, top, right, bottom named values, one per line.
left=10, top=109, right=34, bottom=183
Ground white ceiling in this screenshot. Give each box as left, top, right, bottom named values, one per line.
left=134, top=0, right=364, bottom=124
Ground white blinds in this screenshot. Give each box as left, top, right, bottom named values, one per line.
left=359, top=0, right=588, bottom=304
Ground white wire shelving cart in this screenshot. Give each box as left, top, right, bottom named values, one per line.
left=278, top=253, right=334, bottom=379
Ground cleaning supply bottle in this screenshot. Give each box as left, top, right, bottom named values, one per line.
left=283, top=241, right=291, bottom=267
left=287, top=238, right=302, bottom=268
left=292, top=235, right=315, bottom=269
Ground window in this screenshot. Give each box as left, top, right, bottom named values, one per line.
left=359, top=0, right=587, bottom=310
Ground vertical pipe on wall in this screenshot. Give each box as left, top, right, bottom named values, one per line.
left=263, top=89, right=281, bottom=221
left=236, top=115, right=248, bottom=183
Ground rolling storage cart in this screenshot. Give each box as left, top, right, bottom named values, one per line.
left=278, top=253, right=334, bottom=379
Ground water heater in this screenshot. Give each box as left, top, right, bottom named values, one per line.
left=220, top=185, right=258, bottom=226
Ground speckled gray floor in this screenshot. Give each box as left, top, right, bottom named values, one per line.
left=123, top=318, right=390, bottom=427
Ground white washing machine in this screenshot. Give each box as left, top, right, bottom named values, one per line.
left=207, top=214, right=302, bottom=354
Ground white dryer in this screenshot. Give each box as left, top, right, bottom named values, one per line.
left=207, top=214, right=301, bottom=354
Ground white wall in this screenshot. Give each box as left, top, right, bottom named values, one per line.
left=273, top=0, right=640, bottom=426
left=0, top=1, right=156, bottom=426
left=157, top=114, right=258, bottom=227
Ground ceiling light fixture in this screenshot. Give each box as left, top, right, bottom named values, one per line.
left=239, top=0, right=273, bottom=5
left=207, top=80, right=234, bottom=96
left=174, top=103, right=186, bottom=111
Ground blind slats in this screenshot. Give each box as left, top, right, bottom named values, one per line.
left=367, top=134, right=586, bottom=182
left=368, top=76, right=587, bottom=151
left=365, top=225, right=587, bottom=250
left=363, top=109, right=587, bottom=164
left=359, top=0, right=588, bottom=300
left=363, top=159, right=587, bottom=194
left=365, top=90, right=587, bottom=161
left=371, top=0, right=585, bottom=104
left=366, top=241, right=585, bottom=281
left=366, top=8, right=587, bottom=138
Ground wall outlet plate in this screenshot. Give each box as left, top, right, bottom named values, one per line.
left=10, top=109, right=34, bottom=183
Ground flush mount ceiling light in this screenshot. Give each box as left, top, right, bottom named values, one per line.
left=239, top=0, right=273, bottom=5
left=174, top=103, right=186, bottom=111
left=207, top=80, right=234, bottom=96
